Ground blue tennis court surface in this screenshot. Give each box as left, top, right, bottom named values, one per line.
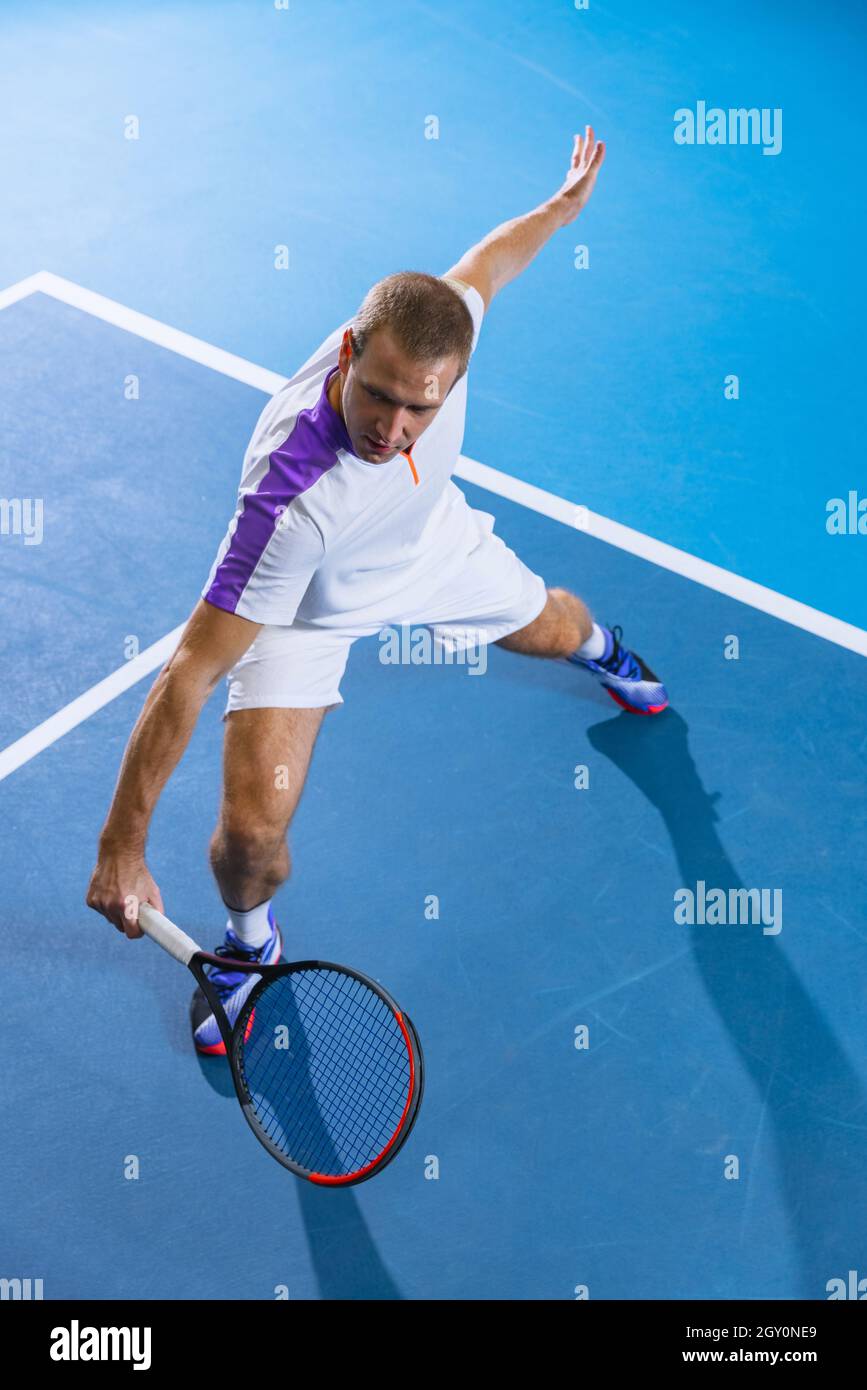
left=2, top=0, right=865, bottom=1302
left=2, top=286, right=865, bottom=1300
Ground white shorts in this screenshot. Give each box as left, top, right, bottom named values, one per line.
left=222, top=509, right=548, bottom=713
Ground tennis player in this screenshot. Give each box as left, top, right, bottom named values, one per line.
left=87, top=128, right=667, bottom=1051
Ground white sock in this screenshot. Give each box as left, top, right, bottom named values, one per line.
left=575, top=622, right=608, bottom=660
left=225, top=897, right=273, bottom=949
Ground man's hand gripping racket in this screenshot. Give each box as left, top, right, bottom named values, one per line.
left=135, top=902, right=424, bottom=1186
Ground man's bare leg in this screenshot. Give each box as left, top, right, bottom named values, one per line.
left=495, top=586, right=592, bottom=659
left=209, top=706, right=328, bottom=910
left=496, top=586, right=669, bottom=714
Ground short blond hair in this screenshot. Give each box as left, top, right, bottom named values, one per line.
left=350, top=271, right=474, bottom=384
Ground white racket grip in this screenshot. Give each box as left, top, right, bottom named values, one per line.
left=137, top=903, right=202, bottom=966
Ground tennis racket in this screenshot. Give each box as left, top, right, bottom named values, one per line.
left=136, top=903, right=424, bottom=1186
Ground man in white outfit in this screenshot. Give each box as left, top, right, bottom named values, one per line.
left=87, top=128, right=667, bottom=1053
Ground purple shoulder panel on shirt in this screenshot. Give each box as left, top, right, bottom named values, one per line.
left=205, top=367, right=351, bottom=613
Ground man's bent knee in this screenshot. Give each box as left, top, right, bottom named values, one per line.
left=211, top=818, right=285, bottom=870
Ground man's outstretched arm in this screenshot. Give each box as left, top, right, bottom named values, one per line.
left=85, top=599, right=261, bottom=937
left=444, top=126, right=606, bottom=311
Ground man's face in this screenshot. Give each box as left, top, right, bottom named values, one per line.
left=336, top=326, right=461, bottom=462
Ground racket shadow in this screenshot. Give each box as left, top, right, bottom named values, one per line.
left=240, top=967, right=388, bottom=1181
left=189, top=975, right=355, bottom=1180
left=195, top=984, right=407, bottom=1300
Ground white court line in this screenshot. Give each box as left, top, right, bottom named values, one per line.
left=0, top=272, right=51, bottom=311
left=455, top=457, right=867, bottom=660
left=0, top=627, right=186, bottom=783
left=1, top=270, right=865, bottom=784
left=7, top=270, right=288, bottom=394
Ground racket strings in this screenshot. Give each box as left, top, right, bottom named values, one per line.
left=254, top=1009, right=404, bottom=1163
left=249, top=986, right=408, bottom=1173
left=259, top=977, right=408, bottom=1167
left=237, top=968, right=412, bottom=1177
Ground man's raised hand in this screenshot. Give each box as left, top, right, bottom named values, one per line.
left=555, top=125, right=606, bottom=222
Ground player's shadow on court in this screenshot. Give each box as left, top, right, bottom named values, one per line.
left=587, top=707, right=866, bottom=1298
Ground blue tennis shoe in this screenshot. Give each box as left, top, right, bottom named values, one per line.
left=190, top=908, right=283, bottom=1055
left=567, top=624, right=668, bottom=715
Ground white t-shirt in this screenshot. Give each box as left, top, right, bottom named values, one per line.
left=201, top=278, right=486, bottom=631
